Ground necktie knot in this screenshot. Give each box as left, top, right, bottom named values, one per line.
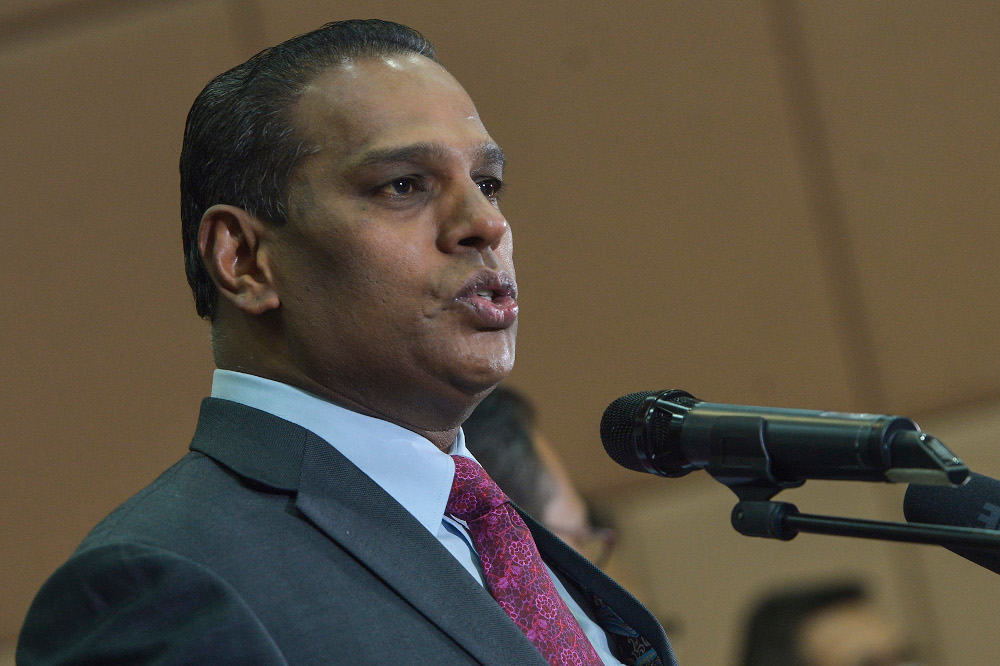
left=447, top=455, right=509, bottom=521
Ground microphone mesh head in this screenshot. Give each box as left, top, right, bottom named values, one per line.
left=600, top=391, right=660, bottom=472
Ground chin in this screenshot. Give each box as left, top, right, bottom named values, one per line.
left=453, top=369, right=508, bottom=398
left=448, top=359, right=512, bottom=403
left=439, top=335, right=514, bottom=402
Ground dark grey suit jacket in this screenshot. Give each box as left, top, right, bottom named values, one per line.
left=18, top=398, right=676, bottom=665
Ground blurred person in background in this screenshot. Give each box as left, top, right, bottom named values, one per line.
left=740, top=580, right=919, bottom=666
left=463, top=385, right=618, bottom=567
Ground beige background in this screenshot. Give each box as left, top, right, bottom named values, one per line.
left=3, top=1, right=998, bottom=664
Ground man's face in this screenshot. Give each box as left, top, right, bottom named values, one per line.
left=266, top=55, right=516, bottom=434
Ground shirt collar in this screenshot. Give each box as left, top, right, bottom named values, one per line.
left=211, top=369, right=473, bottom=537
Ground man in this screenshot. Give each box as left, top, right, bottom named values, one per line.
left=17, top=19, right=675, bottom=665
left=741, top=582, right=918, bottom=666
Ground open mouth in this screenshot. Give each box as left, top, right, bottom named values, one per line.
left=473, top=287, right=510, bottom=303
left=455, top=270, right=518, bottom=328
left=456, top=270, right=517, bottom=304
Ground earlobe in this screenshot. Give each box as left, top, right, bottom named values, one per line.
left=198, top=205, right=280, bottom=315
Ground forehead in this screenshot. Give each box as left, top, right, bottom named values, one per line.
left=292, top=55, right=491, bottom=160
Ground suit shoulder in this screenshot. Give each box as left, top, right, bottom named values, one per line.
left=80, top=450, right=269, bottom=550
left=17, top=542, right=287, bottom=665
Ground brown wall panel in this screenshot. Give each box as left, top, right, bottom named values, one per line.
left=1, top=0, right=241, bottom=641
left=0, top=0, right=75, bottom=24
left=795, top=1, right=1000, bottom=415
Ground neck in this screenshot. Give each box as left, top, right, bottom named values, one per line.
left=210, top=314, right=476, bottom=453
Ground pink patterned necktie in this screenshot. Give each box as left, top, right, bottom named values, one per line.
left=447, top=455, right=604, bottom=666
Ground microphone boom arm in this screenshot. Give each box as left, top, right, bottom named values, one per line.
left=731, top=499, right=1000, bottom=551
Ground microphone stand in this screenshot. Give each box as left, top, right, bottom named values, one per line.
left=730, top=498, right=1000, bottom=550
left=701, top=426, right=1000, bottom=550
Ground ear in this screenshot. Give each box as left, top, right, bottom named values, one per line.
left=198, top=204, right=280, bottom=315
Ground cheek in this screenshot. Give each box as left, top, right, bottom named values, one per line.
left=294, top=227, right=408, bottom=297
left=270, top=234, right=368, bottom=335
left=359, top=223, right=429, bottom=273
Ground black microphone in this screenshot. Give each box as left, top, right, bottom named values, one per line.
left=904, top=472, right=1000, bottom=573
left=600, top=390, right=968, bottom=488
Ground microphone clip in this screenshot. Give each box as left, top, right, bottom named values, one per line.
left=699, top=414, right=805, bottom=502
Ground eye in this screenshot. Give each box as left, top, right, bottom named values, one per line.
left=377, top=176, right=422, bottom=197
left=477, top=177, right=504, bottom=201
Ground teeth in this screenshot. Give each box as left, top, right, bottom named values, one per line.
left=476, top=289, right=494, bottom=298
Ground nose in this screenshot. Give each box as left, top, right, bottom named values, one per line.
left=436, top=180, right=509, bottom=254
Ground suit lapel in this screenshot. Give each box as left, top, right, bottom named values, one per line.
left=192, top=399, right=546, bottom=666
left=294, top=433, right=547, bottom=665
left=522, top=509, right=677, bottom=666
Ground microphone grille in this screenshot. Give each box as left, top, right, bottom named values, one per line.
left=600, top=391, right=660, bottom=472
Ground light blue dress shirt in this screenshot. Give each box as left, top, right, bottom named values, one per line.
left=211, top=370, right=622, bottom=665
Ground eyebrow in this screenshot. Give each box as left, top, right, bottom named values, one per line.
left=348, top=141, right=506, bottom=172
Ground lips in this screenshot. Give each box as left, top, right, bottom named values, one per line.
left=453, top=269, right=518, bottom=329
